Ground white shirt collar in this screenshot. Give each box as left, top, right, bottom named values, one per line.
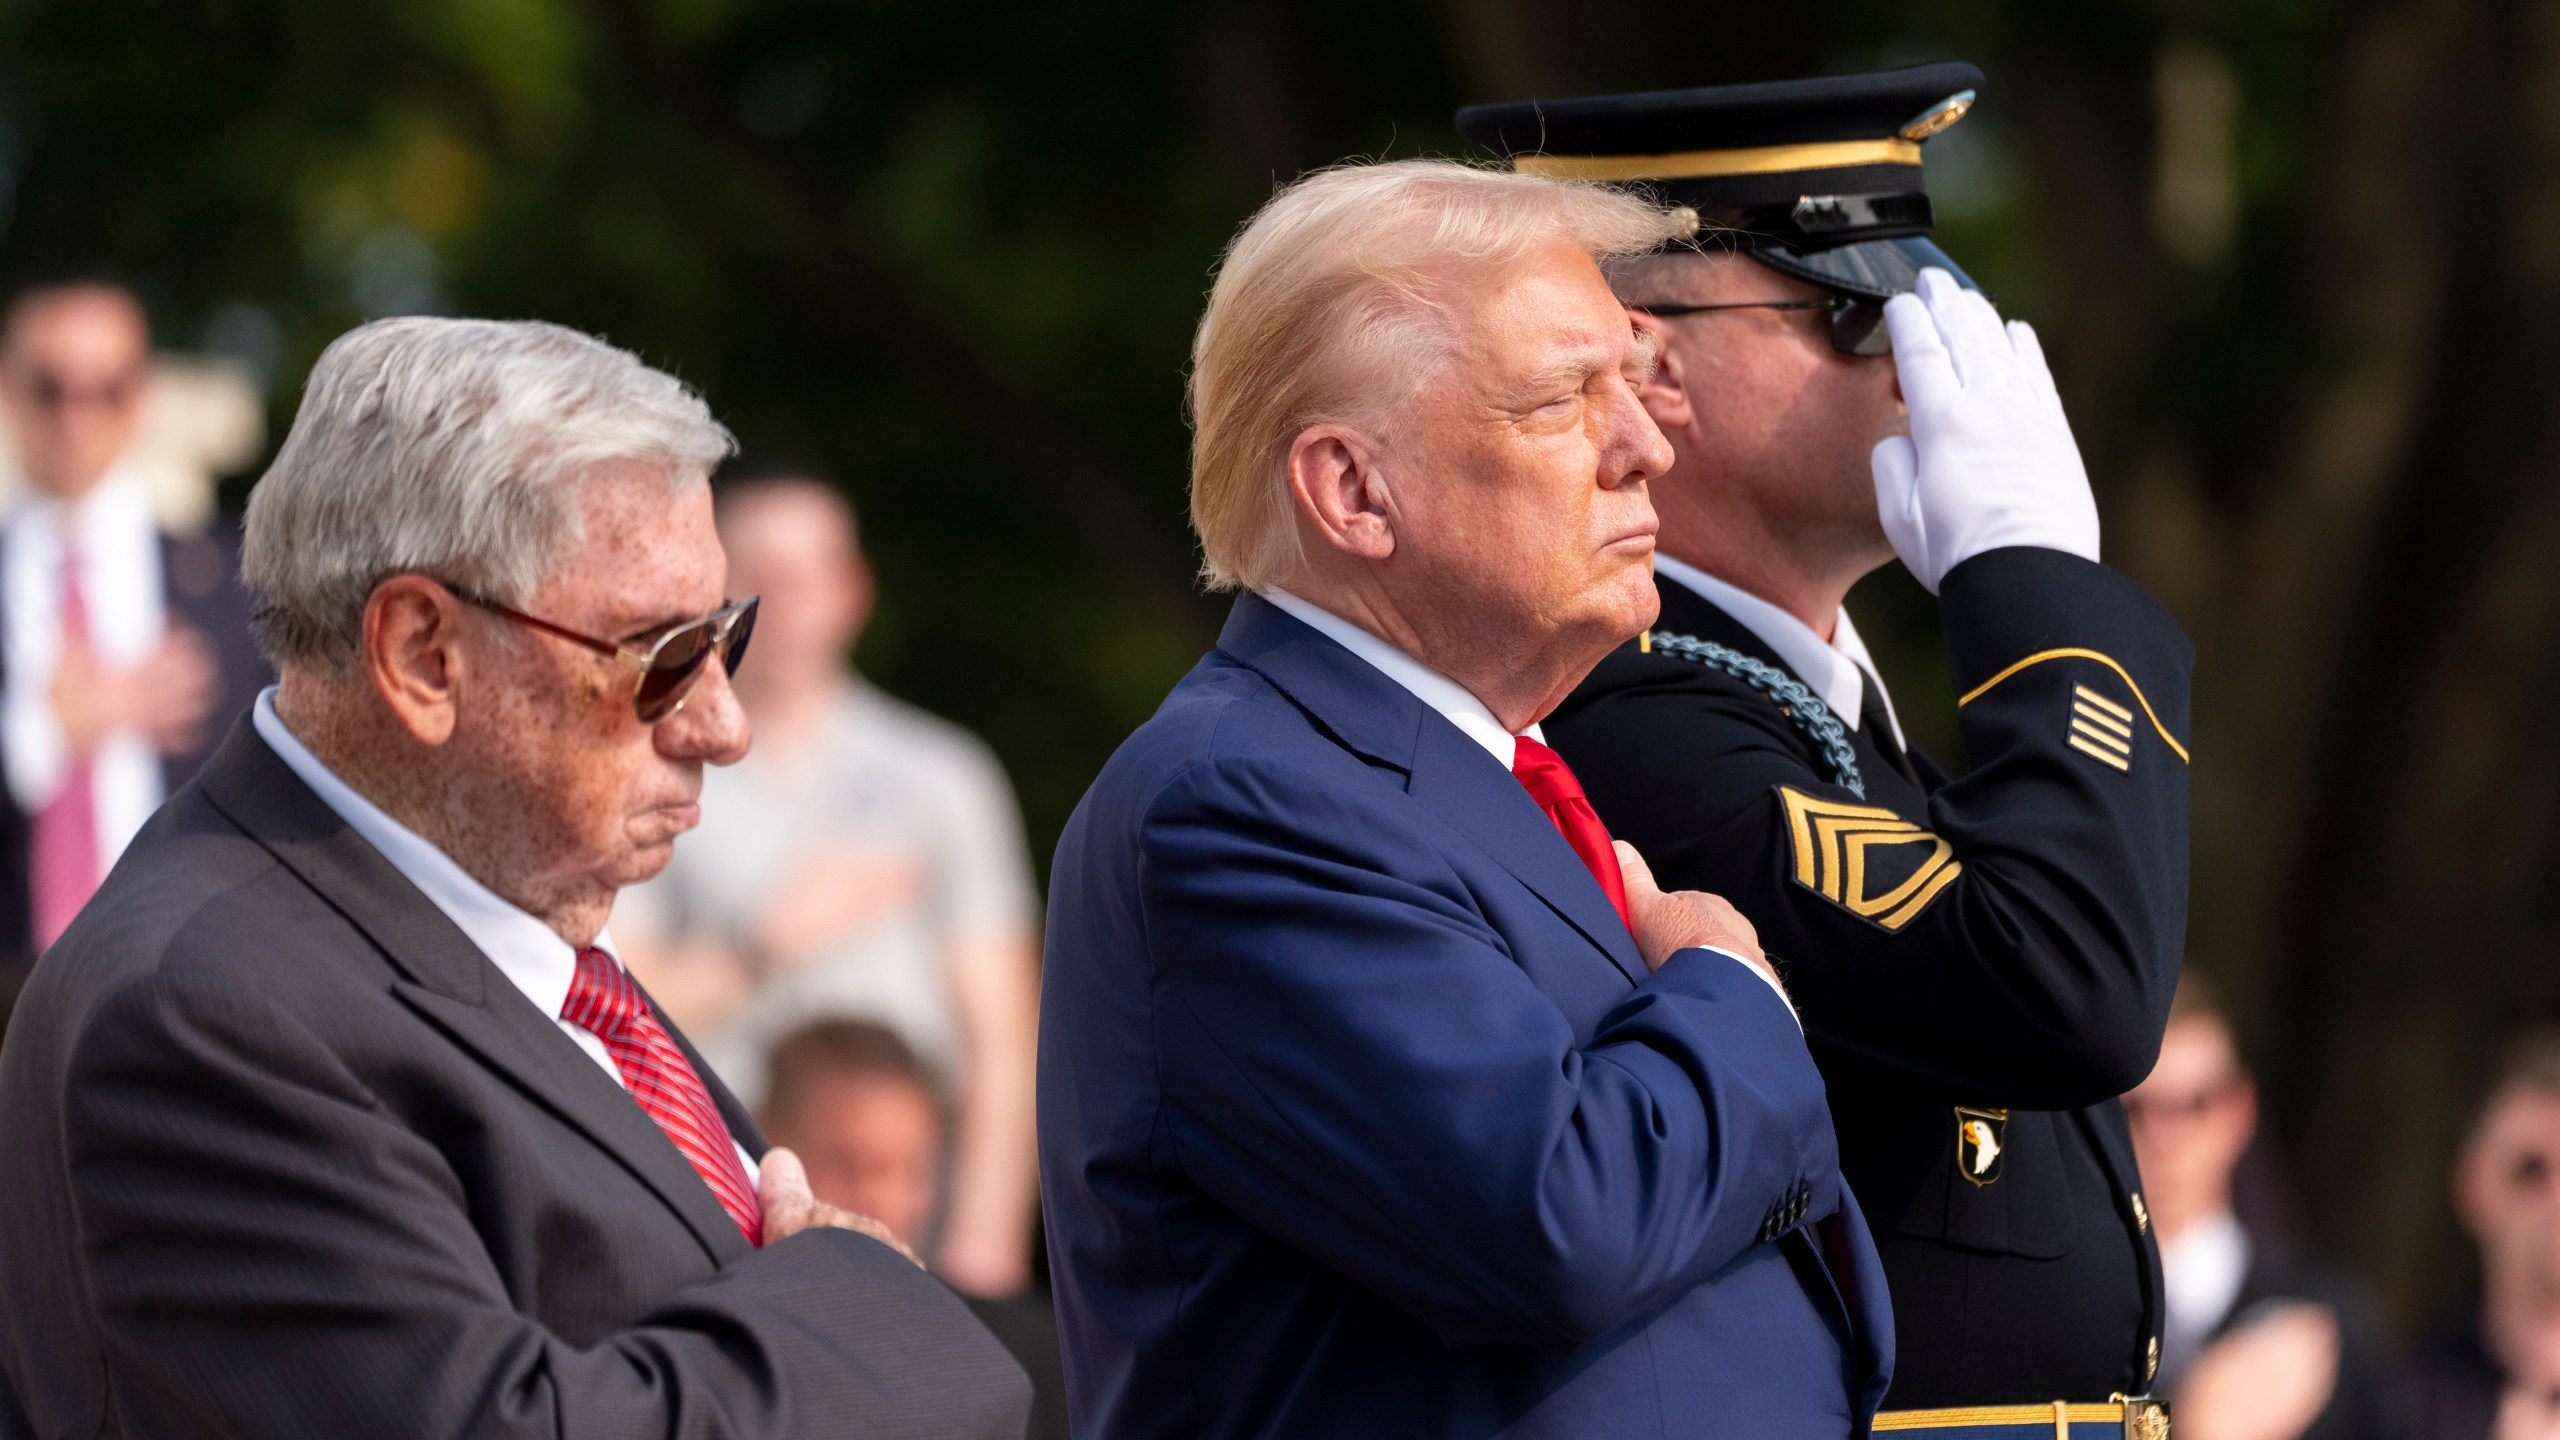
left=11, top=463, right=155, bottom=540
left=251, top=687, right=603, bottom=1016
left=1651, top=554, right=1905, bottom=748
left=1262, top=588, right=1542, bottom=769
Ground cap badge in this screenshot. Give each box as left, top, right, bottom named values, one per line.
left=1899, top=89, right=1977, bottom=142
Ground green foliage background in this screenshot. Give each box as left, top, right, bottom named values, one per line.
left=10, top=0, right=2552, bottom=1333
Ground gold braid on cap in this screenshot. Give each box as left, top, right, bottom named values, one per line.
left=1515, top=137, right=1922, bottom=184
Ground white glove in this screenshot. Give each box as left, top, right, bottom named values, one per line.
left=1869, top=268, right=2100, bottom=593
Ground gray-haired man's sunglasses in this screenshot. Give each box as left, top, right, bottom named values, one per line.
left=444, top=584, right=758, bottom=725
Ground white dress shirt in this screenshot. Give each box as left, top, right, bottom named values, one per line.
left=252, top=688, right=757, bottom=1187
left=2160, top=1210, right=2251, bottom=1381
left=3, top=468, right=170, bottom=874
left=1265, top=589, right=1543, bottom=766
left=1262, top=589, right=1790, bottom=1016
left=1652, top=553, right=1906, bottom=750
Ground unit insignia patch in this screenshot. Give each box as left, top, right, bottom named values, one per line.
left=2067, top=685, right=2136, bottom=772
left=1774, top=786, right=1963, bottom=932
left=1954, top=1106, right=2009, bottom=1186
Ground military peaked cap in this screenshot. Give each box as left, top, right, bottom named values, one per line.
left=1455, top=62, right=1985, bottom=301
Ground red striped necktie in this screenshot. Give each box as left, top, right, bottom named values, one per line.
left=560, top=946, right=762, bottom=1245
left=1510, top=736, right=1634, bottom=933
left=30, top=537, right=98, bottom=949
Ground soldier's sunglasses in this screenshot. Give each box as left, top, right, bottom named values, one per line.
left=1627, top=294, right=1892, bottom=358
left=447, top=586, right=759, bottom=725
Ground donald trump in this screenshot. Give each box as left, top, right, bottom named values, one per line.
left=1039, top=160, right=1894, bottom=1438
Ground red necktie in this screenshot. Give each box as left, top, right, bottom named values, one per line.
left=30, top=537, right=98, bottom=949
left=560, top=946, right=763, bottom=1245
left=1511, top=736, right=1634, bottom=933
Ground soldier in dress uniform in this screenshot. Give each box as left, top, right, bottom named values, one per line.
left=1461, top=65, right=2190, bottom=1436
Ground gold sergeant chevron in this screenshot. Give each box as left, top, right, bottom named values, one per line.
left=1776, top=786, right=1965, bottom=931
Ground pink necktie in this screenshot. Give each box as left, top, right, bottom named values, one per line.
left=30, top=539, right=98, bottom=949
left=560, top=946, right=763, bottom=1244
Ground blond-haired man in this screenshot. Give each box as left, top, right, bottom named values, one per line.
left=1039, top=159, right=1894, bottom=1439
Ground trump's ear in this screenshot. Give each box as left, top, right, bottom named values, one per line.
left=1285, top=424, right=1397, bottom=563
left=1629, top=311, right=1695, bottom=438
left=361, top=574, right=468, bottom=747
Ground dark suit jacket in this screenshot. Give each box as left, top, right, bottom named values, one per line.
left=1038, top=593, right=1894, bottom=1440
left=0, top=719, right=1030, bottom=1439
left=0, top=520, right=272, bottom=1024
left=2408, top=1301, right=2502, bottom=1440
left=1546, top=548, right=2191, bottom=1405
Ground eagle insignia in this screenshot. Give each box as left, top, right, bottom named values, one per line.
left=1955, top=1106, right=2009, bottom=1186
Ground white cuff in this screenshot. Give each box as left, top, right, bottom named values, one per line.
left=1700, top=945, right=1798, bottom=1030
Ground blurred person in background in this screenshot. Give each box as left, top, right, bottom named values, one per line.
left=617, top=473, right=1042, bottom=1299
left=2127, top=972, right=2405, bottom=1440
left=0, top=280, right=267, bottom=1025
left=2411, top=1030, right=2560, bottom=1440
left=761, top=1017, right=1067, bottom=1440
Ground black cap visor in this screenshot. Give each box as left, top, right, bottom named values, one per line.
left=1739, top=233, right=1980, bottom=303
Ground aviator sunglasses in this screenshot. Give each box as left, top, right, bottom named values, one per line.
left=1627, top=294, right=1892, bottom=358
left=445, top=585, right=759, bottom=724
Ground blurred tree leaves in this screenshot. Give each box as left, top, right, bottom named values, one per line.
left=7, top=0, right=2557, bottom=1332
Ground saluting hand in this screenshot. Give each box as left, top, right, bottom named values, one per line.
left=1614, top=840, right=1778, bottom=993
left=1870, top=266, right=2101, bottom=593
left=758, top=1146, right=924, bottom=1266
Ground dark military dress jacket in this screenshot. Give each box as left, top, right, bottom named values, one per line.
left=1546, top=545, right=2192, bottom=1408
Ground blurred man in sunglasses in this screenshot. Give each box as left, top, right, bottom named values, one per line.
left=0, top=317, right=1028, bottom=1439
left=0, top=281, right=269, bottom=1029
left=1467, top=66, right=2193, bottom=1430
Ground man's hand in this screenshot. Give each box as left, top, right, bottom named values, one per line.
left=2494, top=1388, right=2560, bottom=1440
left=748, top=845, right=923, bottom=971
left=758, top=1146, right=924, bottom=1266
left=1869, top=267, right=2100, bottom=593
left=2173, top=1302, right=2339, bottom=1440
left=1614, top=840, right=1774, bottom=983
left=52, top=625, right=219, bottom=757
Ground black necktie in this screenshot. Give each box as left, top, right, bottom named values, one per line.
left=1857, top=668, right=1924, bottom=791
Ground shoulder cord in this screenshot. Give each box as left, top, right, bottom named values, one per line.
left=1643, top=630, right=1867, bottom=800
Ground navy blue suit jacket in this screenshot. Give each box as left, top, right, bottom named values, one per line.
left=1038, top=594, right=1895, bottom=1440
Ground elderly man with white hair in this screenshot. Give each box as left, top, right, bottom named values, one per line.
left=1039, top=159, right=1895, bottom=1439
left=0, top=319, right=1030, bottom=1439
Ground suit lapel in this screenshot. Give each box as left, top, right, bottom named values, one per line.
left=1218, top=594, right=1649, bottom=988
left=1402, top=721, right=1650, bottom=986
left=195, top=719, right=755, bottom=1266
